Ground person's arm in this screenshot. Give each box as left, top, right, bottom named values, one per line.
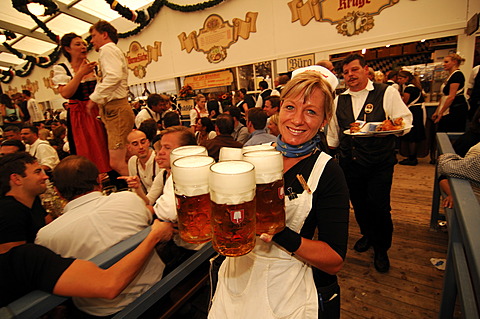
left=0, top=104, right=5, bottom=116
left=433, top=83, right=460, bottom=123
left=117, top=176, right=150, bottom=205
left=53, top=219, right=174, bottom=298
left=36, top=144, right=60, bottom=172
left=57, top=60, right=96, bottom=99
left=17, top=105, right=24, bottom=119
left=261, top=161, right=349, bottom=275
left=439, top=178, right=454, bottom=209
left=237, top=126, right=250, bottom=145
left=402, top=92, right=411, bottom=105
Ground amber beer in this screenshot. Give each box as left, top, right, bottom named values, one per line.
left=209, top=161, right=256, bottom=256
left=172, top=155, right=214, bottom=243
left=243, top=150, right=285, bottom=235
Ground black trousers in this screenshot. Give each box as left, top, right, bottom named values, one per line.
left=340, top=159, right=394, bottom=252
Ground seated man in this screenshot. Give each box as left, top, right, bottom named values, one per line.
left=21, top=125, right=59, bottom=173
left=123, top=130, right=165, bottom=205
left=3, top=125, right=22, bottom=141
left=0, top=153, right=49, bottom=254
left=204, top=114, right=243, bottom=162
left=226, top=107, right=249, bottom=145
left=1, top=220, right=173, bottom=307
left=135, top=93, right=171, bottom=129
left=243, top=108, right=276, bottom=147
left=35, top=156, right=171, bottom=317
left=1, top=139, right=26, bottom=155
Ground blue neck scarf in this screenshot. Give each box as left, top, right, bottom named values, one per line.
left=275, top=134, right=321, bottom=158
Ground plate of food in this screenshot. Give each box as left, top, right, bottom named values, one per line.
left=371, top=118, right=412, bottom=135
left=344, top=118, right=410, bottom=136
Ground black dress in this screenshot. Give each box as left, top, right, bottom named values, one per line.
left=402, top=84, right=425, bottom=142
left=438, top=70, right=468, bottom=132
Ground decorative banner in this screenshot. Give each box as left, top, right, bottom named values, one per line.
left=125, top=41, right=162, bottom=78
left=43, top=70, right=59, bottom=94
left=287, top=54, right=315, bottom=72
left=178, top=12, right=258, bottom=63
left=21, top=79, right=39, bottom=95
left=288, top=0, right=399, bottom=36
left=184, top=70, right=233, bottom=90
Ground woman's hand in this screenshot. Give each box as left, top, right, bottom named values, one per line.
left=433, top=113, right=443, bottom=124
left=78, top=59, right=97, bottom=77
left=117, top=176, right=140, bottom=189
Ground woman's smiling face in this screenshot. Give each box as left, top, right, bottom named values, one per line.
left=278, top=87, right=326, bottom=146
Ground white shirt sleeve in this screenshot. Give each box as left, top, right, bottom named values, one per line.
left=190, top=107, right=198, bottom=126
left=326, top=96, right=340, bottom=148
left=255, top=95, right=263, bottom=108
left=37, top=143, right=60, bottom=170
left=153, top=175, right=177, bottom=221
left=89, top=44, right=127, bottom=105
left=467, top=66, right=480, bottom=90
left=52, top=64, right=72, bottom=88
left=146, top=168, right=166, bottom=205
left=383, top=86, right=413, bottom=135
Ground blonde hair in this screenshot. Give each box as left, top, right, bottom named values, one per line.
left=195, top=94, right=206, bottom=103
left=446, top=53, right=465, bottom=66
left=280, top=71, right=334, bottom=122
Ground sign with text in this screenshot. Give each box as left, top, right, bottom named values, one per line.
left=125, top=41, right=162, bottom=78
left=288, top=0, right=399, bottom=36
left=287, top=54, right=315, bottom=72
left=184, top=70, right=234, bottom=90
left=178, top=13, right=258, bottom=63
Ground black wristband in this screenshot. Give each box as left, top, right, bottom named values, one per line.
left=272, top=227, right=302, bottom=253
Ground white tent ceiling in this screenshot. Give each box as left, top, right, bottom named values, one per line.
left=0, top=0, right=155, bottom=70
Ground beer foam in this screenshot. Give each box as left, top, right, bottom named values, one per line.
left=172, top=155, right=214, bottom=196
left=219, top=147, right=243, bottom=161
left=243, top=150, right=283, bottom=184
left=170, top=145, right=207, bottom=165
left=209, top=161, right=255, bottom=204
left=242, top=144, right=275, bottom=155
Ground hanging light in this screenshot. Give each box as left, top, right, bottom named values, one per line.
left=362, top=48, right=366, bottom=54
left=27, top=2, right=46, bottom=16
left=0, top=34, right=6, bottom=43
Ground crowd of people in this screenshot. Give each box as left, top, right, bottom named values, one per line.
left=1, top=17, right=479, bottom=319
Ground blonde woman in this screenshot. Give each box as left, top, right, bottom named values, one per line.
left=432, top=53, right=468, bottom=132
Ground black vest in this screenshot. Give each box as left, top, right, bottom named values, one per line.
left=260, top=89, right=272, bottom=107
left=469, top=68, right=480, bottom=108
left=337, top=83, right=396, bottom=166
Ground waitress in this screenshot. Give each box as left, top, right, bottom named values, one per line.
left=209, top=66, right=349, bottom=319
left=432, top=53, right=468, bottom=132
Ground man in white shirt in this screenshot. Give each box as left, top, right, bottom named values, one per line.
left=135, top=93, right=171, bottom=129
left=23, top=90, right=44, bottom=125
left=255, top=80, right=272, bottom=109
left=21, top=126, right=59, bottom=173
left=327, top=54, right=412, bottom=273
left=124, top=130, right=165, bottom=205
left=87, top=20, right=135, bottom=177
left=35, top=156, right=173, bottom=317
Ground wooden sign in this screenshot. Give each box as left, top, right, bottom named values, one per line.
left=288, top=0, right=399, bottom=36
left=178, top=12, right=258, bottom=63
left=125, top=41, right=162, bottom=78
left=287, top=54, right=315, bottom=72
left=184, top=70, right=233, bottom=90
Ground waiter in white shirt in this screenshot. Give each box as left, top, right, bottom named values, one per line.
left=87, top=20, right=135, bottom=177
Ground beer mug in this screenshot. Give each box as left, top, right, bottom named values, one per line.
left=170, top=145, right=207, bottom=165
left=243, top=150, right=285, bottom=235
left=218, top=147, right=243, bottom=161
left=242, top=144, right=275, bottom=155
left=172, top=155, right=214, bottom=243
left=209, top=161, right=256, bottom=256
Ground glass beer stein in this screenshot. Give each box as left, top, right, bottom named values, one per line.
left=218, top=147, right=243, bottom=161
left=242, top=144, right=275, bottom=155
left=243, top=150, right=286, bottom=235
left=172, top=155, right=215, bottom=243
left=170, top=145, right=207, bottom=166
left=209, top=161, right=256, bottom=256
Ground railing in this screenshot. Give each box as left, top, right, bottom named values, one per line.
left=431, top=133, right=480, bottom=318
left=1, top=228, right=215, bottom=319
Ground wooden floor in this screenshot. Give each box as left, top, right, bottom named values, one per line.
left=339, top=156, right=451, bottom=318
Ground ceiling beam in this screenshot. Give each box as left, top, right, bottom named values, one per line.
left=0, top=21, right=56, bottom=44
left=56, top=2, right=100, bottom=25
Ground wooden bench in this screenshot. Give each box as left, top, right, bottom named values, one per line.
left=1, top=227, right=215, bottom=318
left=431, top=133, right=480, bottom=318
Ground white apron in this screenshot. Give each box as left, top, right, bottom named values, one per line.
left=209, top=152, right=332, bottom=319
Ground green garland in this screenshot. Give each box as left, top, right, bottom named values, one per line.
left=1, top=0, right=228, bottom=83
